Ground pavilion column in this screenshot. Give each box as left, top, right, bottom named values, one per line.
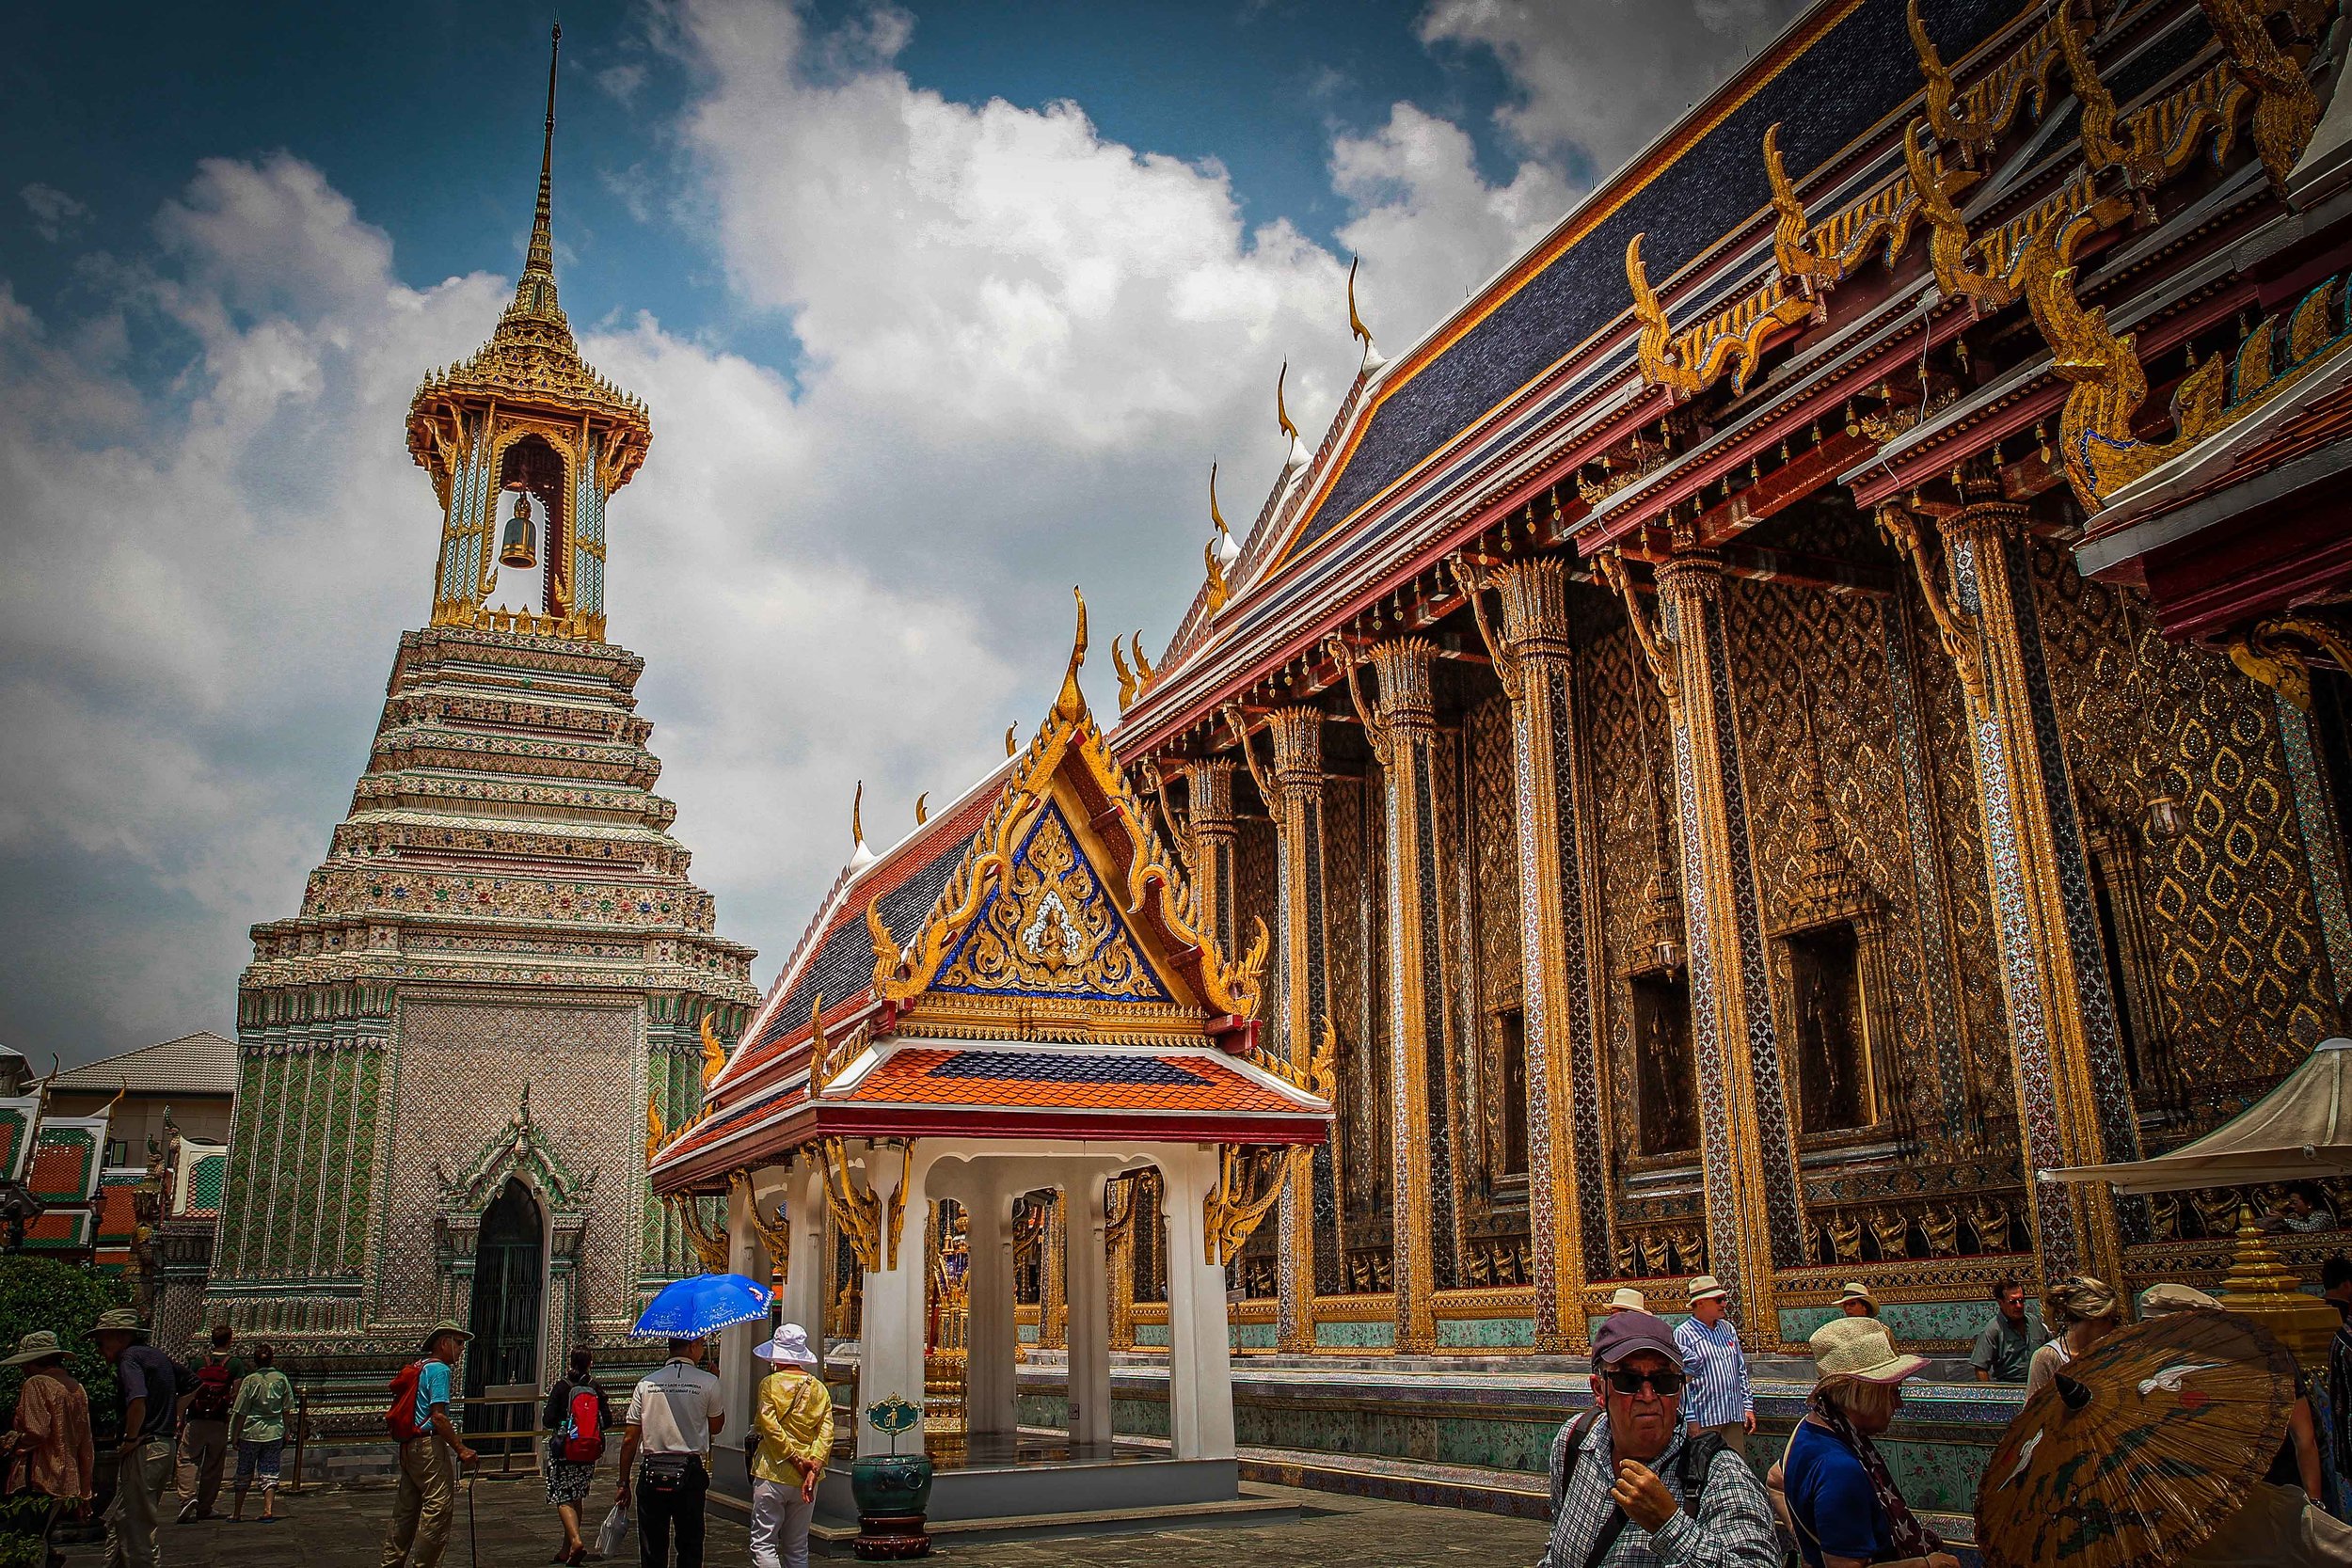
left=719, top=1179, right=761, bottom=1449
left=1040, top=1192, right=1067, bottom=1351
left=1063, top=1175, right=1112, bottom=1449
left=1465, top=558, right=1608, bottom=1353
left=777, top=1156, right=828, bottom=1348
left=1157, top=1146, right=1237, bottom=1461
left=964, top=1185, right=1016, bottom=1437
left=1184, top=760, right=1240, bottom=961
left=1263, top=706, right=1336, bottom=1353
left=1106, top=1178, right=1139, bottom=1352
left=852, top=1143, right=930, bottom=1457
left=1604, top=548, right=1804, bottom=1338
left=1344, top=638, right=1454, bottom=1356
left=1888, top=499, right=2139, bottom=1287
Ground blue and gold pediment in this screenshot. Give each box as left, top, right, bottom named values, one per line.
left=932, top=800, right=1170, bottom=1003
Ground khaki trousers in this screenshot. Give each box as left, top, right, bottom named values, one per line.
left=378, top=1438, right=454, bottom=1568
left=176, top=1420, right=229, bottom=1517
left=103, top=1439, right=173, bottom=1568
left=1695, top=1421, right=1748, bottom=1459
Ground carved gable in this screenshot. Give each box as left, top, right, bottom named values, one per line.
left=934, top=800, right=1173, bottom=1004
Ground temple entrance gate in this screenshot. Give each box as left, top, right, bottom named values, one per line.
left=467, top=1178, right=546, bottom=1400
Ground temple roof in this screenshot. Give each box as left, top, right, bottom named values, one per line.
left=52, top=1031, right=238, bottom=1100
left=650, top=593, right=1327, bottom=1191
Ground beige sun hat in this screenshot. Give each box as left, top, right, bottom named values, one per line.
left=1686, top=1275, right=1730, bottom=1304
left=1809, top=1316, right=1927, bottom=1384
left=755, top=1323, right=820, bottom=1368
left=419, top=1320, right=474, bottom=1353
left=90, top=1309, right=148, bottom=1340
left=2138, top=1282, right=2220, bottom=1317
left=1, top=1331, right=72, bottom=1366
left=1607, top=1286, right=1648, bottom=1313
left=1836, top=1281, right=1879, bottom=1312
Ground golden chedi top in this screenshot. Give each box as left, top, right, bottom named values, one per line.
left=407, top=26, right=647, bottom=643
left=405, top=25, right=650, bottom=499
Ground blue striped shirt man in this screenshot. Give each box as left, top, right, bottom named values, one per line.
left=1673, top=1314, right=1752, bottom=1432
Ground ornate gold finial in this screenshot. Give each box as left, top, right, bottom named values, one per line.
left=1005, top=724, right=1018, bottom=757
left=1347, top=256, right=1384, bottom=372
left=1113, top=637, right=1138, bottom=711
left=2203, top=0, right=2323, bottom=189
left=524, top=24, right=562, bottom=293
left=1055, top=586, right=1089, bottom=721
left=1131, top=633, right=1153, bottom=685
left=645, top=1096, right=665, bottom=1163
left=698, top=1011, right=728, bottom=1086
left=1277, top=362, right=1300, bottom=441
left=1625, top=233, right=1690, bottom=395
left=1209, top=459, right=1230, bottom=540
left=1764, top=124, right=1829, bottom=288
left=851, top=780, right=865, bottom=847
left=914, top=792, right=930, bottom=826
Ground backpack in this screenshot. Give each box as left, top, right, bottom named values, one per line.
left=186, top=1357, right=235, bottom=1424
left=1549, top=1409, right=1726, bottom=1521
left=385, top=1361, right=429, bottom=1443
left=560, top=1383, right=605, bottom=1465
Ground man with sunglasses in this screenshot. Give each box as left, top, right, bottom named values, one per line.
left=1540, top=1312, right=1779, bottom=1568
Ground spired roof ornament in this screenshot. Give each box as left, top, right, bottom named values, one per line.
left=405, top=24, right=651, bottom=499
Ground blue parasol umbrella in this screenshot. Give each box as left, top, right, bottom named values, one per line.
left=632, top=1272, right=771, bottom=1339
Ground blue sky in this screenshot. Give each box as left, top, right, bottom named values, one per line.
left=1, top=0, right=1801, bottom=1069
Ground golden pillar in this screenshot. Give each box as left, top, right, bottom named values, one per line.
left=1265, top=706, right=1336, bottom=1353
left=1343, top=639, right=1453, bottom=1355
left=1040, top=1191, right=1067, bottom=1351
left=1884, top=499, right=2139, bottom=1287
left=1463, top=558, right=1606, bottom=1352
left=1603, top=548, right=1805, bottom=1337
left=1106, top=1176, right=1139, bottom=1352
left=1184, top=759, right=1240, bottom=963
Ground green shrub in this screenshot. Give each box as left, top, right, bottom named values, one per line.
left=0, top=1257, right=128, bottom=1431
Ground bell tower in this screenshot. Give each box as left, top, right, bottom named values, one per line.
left=407, top=24, right=648, bottom=641
left=207, top=29, right=755, bottom=1374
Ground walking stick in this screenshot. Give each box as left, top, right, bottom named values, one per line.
left=466, top=1461, right=479, bottom=1568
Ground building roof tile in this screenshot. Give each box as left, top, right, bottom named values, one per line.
left=51, top=1032, right=238, bottom=1100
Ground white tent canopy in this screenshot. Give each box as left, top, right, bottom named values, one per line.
left=2044, top=1037, right=2352, bottom=1194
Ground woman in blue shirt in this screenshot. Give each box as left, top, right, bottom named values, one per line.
left=1782, top=1318, right=1957, bottom=1568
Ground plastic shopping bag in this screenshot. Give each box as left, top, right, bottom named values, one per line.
left=594, top=1503, right=630, bottom=1560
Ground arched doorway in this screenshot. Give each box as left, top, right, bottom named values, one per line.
left=467, top=1179, right=546, bottom=1401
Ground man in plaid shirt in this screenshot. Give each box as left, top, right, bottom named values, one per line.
left=1539, top=1312, right=1780, bottom=1568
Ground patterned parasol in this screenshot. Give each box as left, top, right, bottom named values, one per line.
left=1976, top=1308, right=2295, bottom=1568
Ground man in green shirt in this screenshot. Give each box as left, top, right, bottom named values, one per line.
left=229, top=1343, right=295, bottom=1523
left=1970, top=1278, right=2045, bottom=1383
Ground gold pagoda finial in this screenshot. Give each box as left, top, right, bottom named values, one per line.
left=522, top=24, right=562, bottom=301
left=1277, top=362, right=1300, bottom=441
left=1055, top=586, right=1089, bottom=721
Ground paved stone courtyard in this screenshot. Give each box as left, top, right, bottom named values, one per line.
left=66, top=1473, right=1548, bottom=1567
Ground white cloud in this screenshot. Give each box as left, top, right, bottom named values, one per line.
left=0, top=0, right=1583, bottom=1066
left=1422, top=0, right=1807, bottom=177
left=19, top=182, right=89, bottom=244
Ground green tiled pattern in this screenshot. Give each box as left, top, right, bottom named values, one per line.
left=1436, top=1316, right=1534, bottom=1348
left=1313, top=1319, right=1396, bottom=1349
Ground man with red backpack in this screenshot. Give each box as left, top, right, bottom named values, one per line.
left=174, top=1324, right=245, bottom=1524
left=378, top=1322, right=478, bottom=1568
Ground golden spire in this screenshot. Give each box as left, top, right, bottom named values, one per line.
left=1277, top=362, right=1300, bottom=441
left=519, top=24, right=562, bottom=309
left=1055, top=587, right=1089, bottom=721
left=1348, top=256, right=1385, bottom=372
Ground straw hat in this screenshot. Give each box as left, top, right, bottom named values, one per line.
left=1836, top=1281, right=1879, bottom=1314
left=755, top=1323, right=820, bottom=1368
left=1809, top=1317, right=1927, bottom=1385
left=1686, top=1275, right=1729, bottom=1305
left=1606, top=1286, right=1648, bottom=1313
left=1, top=1331, right=72, bottom=1367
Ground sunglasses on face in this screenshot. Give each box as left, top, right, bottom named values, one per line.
left=1601, top=1368, right=1686, bottom=1396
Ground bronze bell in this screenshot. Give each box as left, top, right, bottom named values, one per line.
left=500, top=493, right=537, bottom=569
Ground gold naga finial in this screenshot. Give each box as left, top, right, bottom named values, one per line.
left=1209, top=459, right=1230, bottom=540
left=1347, top=256, right=1385, bottom=372
left=1277, top=361, right=1301, bottom=442
left=1054, top=586, right=1089, bottom=721
left=644, top=1097, right=665, bottom=1162
left=1204, top=461, right=1234, bottom=614
left=851, top=780, right=865, bottom=846
left=1131, top=633, right=1153, bottom=684
left=103, top=1075, right=130, bottom=1118
left=1005, top=723, right=1019, bottom=757
left=698, top=1011, right=728, bottom=1086
left=914, top=792, right=929, bottom=826
left=1113, top=636, right=1138, bottom=711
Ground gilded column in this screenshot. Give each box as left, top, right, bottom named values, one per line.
left=1462, top=558, right=1607, bottom=1352
left=1601, top=549, right=1804, bottom=1336
left=1184, top=760, right=1240, bottom=964
left=1040, top=1191, right=1067, bottom=1351
left=1884, top=499, right=2139, bottom=1286
left=1342, top=639, right=1454, bottom=1355
left=1263, top=706, right=1338, bottom=1352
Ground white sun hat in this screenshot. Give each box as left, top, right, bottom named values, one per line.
left=755, top=1322, right=820, bottom=1368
